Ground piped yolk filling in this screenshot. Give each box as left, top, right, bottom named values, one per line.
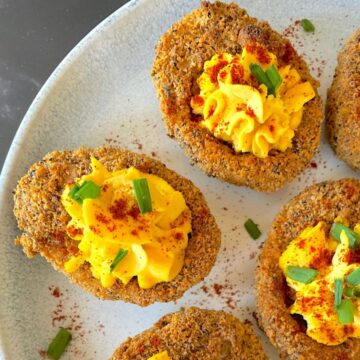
left=147, top=351, right=171, bottom=360
left=280, top=220, right=360, bottom=345
left=191, top=43, right=315, bottom=158
left=61, top=157, right=192, bottom=289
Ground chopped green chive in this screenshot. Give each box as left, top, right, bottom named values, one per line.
left=68, top=183, right=80, bottom=199
left=334, top=279, right=343, bottom=308
left=286, top=266, right=319, bottom=284
left=343, top=287, right=360, bottom=298
left=330, top=223, right=360, bottom=248
left=110, top=249, right=128, bottom=273
left=132, top=178, right=152, bottom=214
left=47, top=328, right=72, bottom=360
left=68, top=181, right=101, bottom=204
left=249, top=63, right=275, bottom=96
left=244, top=219, right=261, bottom=240
left=344, top=287, right=354, bottom=298
left=346, top=268, right=360, bottom=286
left=265, top=64, right=282, bottom=91
left=344, top=287, right=360, bottom=299
left=335, top=299, right=354, bottom=324
left=301, top=18, right=315, bottom=32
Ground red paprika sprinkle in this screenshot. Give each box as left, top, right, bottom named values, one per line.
left=208, top=60, right=229, bottom=83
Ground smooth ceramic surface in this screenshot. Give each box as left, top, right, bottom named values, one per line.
left=0, top=0, right=359, bottom=359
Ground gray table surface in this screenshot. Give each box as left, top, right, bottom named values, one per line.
left=0, top=0, right=129, bottom=173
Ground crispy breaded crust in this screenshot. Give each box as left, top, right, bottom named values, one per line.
left=13, top=147, right=221, bottom=306
left=326, top=29, right=360, bottom=170
left=255, top=179, right=360, bottom=359
left=110, top=307, right=268, bottom=360
left=151, top=1, right=323, bottom=192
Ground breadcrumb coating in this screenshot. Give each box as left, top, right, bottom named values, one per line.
left=256, top=179, right=360, bottom=359
left=13, top=147, right=221, bottom=306
left=110, top=307, right=268, bottom=360
left=151, top=1, right=323, bottom=192
left=326, top=29, right=360, bottom=170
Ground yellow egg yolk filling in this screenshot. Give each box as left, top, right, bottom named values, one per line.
left=147, top=351, right=171, bottom=360
left=191, top=43, right=316, bottom=158
left=279, top=221, right=360, bottom=345
left=61, top=157, right=192, bottom=289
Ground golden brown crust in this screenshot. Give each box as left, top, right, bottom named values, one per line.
left=13, top=147, right=221, bottom=306
left=255, top=179, right=360, bottom=359
left=326, top=29, right=360, bottom=170
left=109, top=307, right=268, bottom=360
left=151, top=1, right=323, bottom=192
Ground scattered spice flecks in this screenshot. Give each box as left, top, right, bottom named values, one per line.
left=249, top=251, right=256, bottom=260
left=201, top=285, right=209, bottom=294
left=213, top=283, right=224, bottom=296
left=282, top=19, right=326, bottom=79
left=105, top=137, right=121, bottom=145
left=132, top=138, right=143, bottom=150
left=38, top=350, right=47, bottom=359
left=40, top=286, right=106, bottom=358
left=50, top=286, right=62, bottom=298
left=197, top=278, right=239, bottom=311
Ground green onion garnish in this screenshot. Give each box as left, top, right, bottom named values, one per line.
left=244, top=219, right=261, bottom=240
left=343, top=287, right=360, bottom=298
left=301, top=19, right=315, bottom=32
left=285, top=266, right=319, bottom=284
left=335, top=299, right=354, bottom=324
left=68, top=181, right=101, bottom=204
left=110, top=248, right=128, bottom=273
left=330, top=223, right=360, bottom=248
left=266, top=64, right=282, bottom=91
left=344, top=287, right=354, bottom=298
left=334, top=279, right=343, bottom=308
left=346, top=268, right=360, bottom=286
left=47, top=328, right=72, bottom=360
left=68, top=183, right=80, bottom=199
left=249, top=63, right=275, bottom=96
left=132, top=178, right=152, bottom=214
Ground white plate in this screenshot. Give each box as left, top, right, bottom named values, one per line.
left=0, top=0, right=359, bottom=359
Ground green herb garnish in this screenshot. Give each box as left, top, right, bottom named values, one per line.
left=346, top=268, right=360, bottom=286
left=301, top=18, right=315, bottom=32
left=286, top=266, right=319, bottom=284
left=344, top=287, right=360, bottom=298
left=344, top=287, right=354, bottom=298
left=266, top=64, right=282, bottom=91
left=132, top=178, right=152, bottom=214
left=68, top=183, right=80, bottom=199
left=330, top=223, right=360, bottom=248
left=249, top=63, right=275, bottom=96
left=47, top=328, right=72, bottom=360
left=110, top=249, right=128, bottom=273
left=68, top=181, right=101, bottom=204
left=244, top=219, right=262, bottom=240
left=334, top=278, right=343, bottom=308
left=335, top=299, right=354, bottom=324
